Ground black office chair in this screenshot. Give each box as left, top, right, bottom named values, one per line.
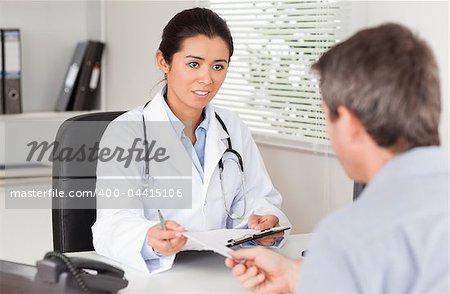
left=52, top=111, right=125, bottom=253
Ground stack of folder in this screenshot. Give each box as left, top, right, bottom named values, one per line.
left=55, top=40, right=105, bottom=111
left=0, top=28, right=22, bottom=114
left=1, top=30, right=105, bottom=114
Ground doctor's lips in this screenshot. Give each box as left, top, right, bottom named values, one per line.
left=24, top=138, right=170, bottom=168
left=192, top=90, right=211, bottom=97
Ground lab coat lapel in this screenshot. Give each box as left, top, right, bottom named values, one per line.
left=142, top=93, right=191, bottom=177
left=203, top=107, right=229, bottom=199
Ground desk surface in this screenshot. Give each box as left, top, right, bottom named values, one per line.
left=68, top=234, right=310, bottom=293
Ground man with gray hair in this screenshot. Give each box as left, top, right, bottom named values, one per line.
left=225, top=23, right=449, bottom=294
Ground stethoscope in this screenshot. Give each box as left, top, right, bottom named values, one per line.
left=141, top=100, right=247, bottom=220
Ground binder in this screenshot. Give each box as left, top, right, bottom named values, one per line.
left=0, top=29, right=4, bottom=114
left=2, top=29, right=22, bottom=114
left=72, top=40, right=105, bottom=111
left=55, top=42, right=88, bottom=111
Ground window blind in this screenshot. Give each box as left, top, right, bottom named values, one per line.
left=208, top=0, right=344, bottom=149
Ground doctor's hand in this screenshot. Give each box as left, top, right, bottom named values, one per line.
left=225, top=247, right=302, bottom=294
left=248, top=214, right=283, bottom=246
left=146, top=221, right=187, bottom=256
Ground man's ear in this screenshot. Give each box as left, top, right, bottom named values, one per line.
left=155, top=50, right=170, bottom=74
left=336, top=106, right=365, bottom=141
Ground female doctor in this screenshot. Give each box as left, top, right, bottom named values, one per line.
left=92, top=7, right=290, bottom=274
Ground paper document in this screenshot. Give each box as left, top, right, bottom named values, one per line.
left=183, top=229, right=257, bottom=258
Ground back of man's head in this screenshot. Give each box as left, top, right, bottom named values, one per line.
left=312, top=23, right=441, bottom=153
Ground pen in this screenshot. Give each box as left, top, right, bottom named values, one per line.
left=157, top=209, right=173, bottom=250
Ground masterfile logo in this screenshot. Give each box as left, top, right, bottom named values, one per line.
left=26, top=138, right=170, bottom=169
left=3, top=120, right=193, bottom=209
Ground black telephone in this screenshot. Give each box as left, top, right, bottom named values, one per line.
left=0, top=251, right=128, bottom=294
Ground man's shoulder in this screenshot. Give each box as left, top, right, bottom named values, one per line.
left=312, top=166, right=449, bottom=250
left=309, top=204, right=362, bottom=250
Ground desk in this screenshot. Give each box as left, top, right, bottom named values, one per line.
left=67, top=234, right=310, bottom=293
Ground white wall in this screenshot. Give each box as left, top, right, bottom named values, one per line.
left=364, top=1, right=449, bottom=152
left=0, top=179, right=53, bottom=265
left=259, top=145, right=353, bottom=233
left=103, top=1, right=196, bottom=110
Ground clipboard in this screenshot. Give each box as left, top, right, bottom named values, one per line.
left=226, top=226, right=291, bottom=248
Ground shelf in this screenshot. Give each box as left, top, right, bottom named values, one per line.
left=0, top=163, right=52, bottom=180
left=0, top=110, right=99, bottom=121
left=0, top=110, right=102, bottom=171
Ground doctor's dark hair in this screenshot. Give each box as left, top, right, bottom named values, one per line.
left=158, top=7, right=234, bottom=64
left=312, top=23, right=441, bottom=153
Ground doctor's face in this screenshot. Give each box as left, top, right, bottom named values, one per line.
left=158, top=35, right=229, bottom=115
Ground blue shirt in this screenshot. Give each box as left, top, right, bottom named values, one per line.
left=161, top=96, right=209, bottom=180
left=298, top=147, right=449, bottom=293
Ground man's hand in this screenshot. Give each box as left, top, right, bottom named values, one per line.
left=225, top=247, right=301, bottom=294
left=146, top=220, right=187, bottom=256
left=248, top=214, right=283, bottom=246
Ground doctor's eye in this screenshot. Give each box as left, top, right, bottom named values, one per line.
left=212, top=64, right=224, bottom=71
left=188, top=62, right=199, bottom=68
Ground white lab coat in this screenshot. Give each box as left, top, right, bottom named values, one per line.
left=92, top=88, right=291, bottom=274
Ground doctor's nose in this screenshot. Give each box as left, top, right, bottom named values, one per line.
left=197, top=69, right=213, bottom=85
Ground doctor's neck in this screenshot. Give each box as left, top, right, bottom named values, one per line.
left=165, top=94, right=204, bottom=144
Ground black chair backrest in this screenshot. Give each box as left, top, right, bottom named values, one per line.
left=52, top=111, right=125, bottom=252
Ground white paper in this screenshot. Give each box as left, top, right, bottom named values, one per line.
left=182, top=229, right=258, bottom=258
